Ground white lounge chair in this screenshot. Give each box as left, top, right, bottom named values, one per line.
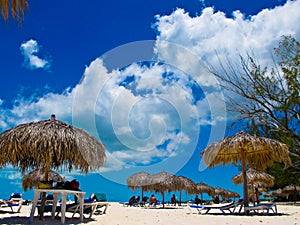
left=0, top=193, right=23, bottom=213
left=244, top=202, right=277, bottom=215
left=188, top=199, right=244, bottom=214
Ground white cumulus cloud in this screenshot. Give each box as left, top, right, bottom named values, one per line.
left=20, top=39, right=51, bottom=70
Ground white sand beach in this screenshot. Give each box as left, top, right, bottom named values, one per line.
left=0, top=202, right=299, bottom=225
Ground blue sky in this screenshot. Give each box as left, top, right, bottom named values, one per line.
left=0, top=0, right=299, bottom=202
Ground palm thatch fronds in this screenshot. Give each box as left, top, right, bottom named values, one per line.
left=173, top=175, right=196, bottom=205
left=173, top=176, right=196, bottom=194
left=194, top=182, right=215, bottom=204
left=214, top=187, right=227, bottom=198
left=195, top=182, right=215, bottom=197
left=143, top=171, right=177, bottom=208
left=282, top=185, right=300, bottom=193
left=232, top=168, right=274, bottom=187
left=232, top=168, right=274, bottom=204
left=0, top=0, right=28, bottom=23
left=22, top=169, right=63, bottom=191
left=201, top=131, right=291, bottom=208
left=127, top=171, right=151, bottom=198
left=0, top=115, right=106, bottom=219
left=272, top=188, right=284, bottom=197
left=282, top=185, right=300, bottom=202
left=0, top=114, right=106, bottom=174
left=202, top=131, right=291, bottom=170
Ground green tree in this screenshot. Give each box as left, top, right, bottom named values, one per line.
left=210, top=35, right=300, bottom=188
left=0, top=0, right=28, bottom=23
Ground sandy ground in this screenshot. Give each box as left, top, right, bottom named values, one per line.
left=0, top=202, right=299, bottom=225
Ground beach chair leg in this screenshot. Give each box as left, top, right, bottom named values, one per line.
left=204, top=208, right=211, bottom=214
left=89, top=205, right=98, bottom=218
left=17, top=205, right=22, bottom=213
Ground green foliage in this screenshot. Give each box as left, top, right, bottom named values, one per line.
left=249, top=36, right=300, bottom=188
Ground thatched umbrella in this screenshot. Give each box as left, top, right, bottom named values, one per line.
left=228, top=191, right=240, bottom=199
left=144, top=171, right=177, bottom=208
left=195, top=182, right=214, bottom=204
left=201, top=131, right=291, bottom=208
left=0, top=114, right=106, bottom=218
left=127, top=171, right=151, bottom=199
left=282, top=185, right=300, bottom=193
left=282, top=185, right=300, bottom=202
left=173, top=175, right=196, bottom=205
left=272, top=188, right=284, bottom=197
left=0, top=114, right=105, bottom=174
left=214, top=187, right=227, bottom=198
left=22, top=169, right=63, bottom=191
left=232, top=168, right=274, bottom=204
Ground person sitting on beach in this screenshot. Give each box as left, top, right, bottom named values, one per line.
left=194, top=194, right=201, bottom=205
left=149, top=194, right=158, bottom=206
left=141, top=196, right=149, bottom=206
left=171, top=194, right=177, bottom=206
left=0, top=198, right=18, bottom=205
left=134, top=195, right=140, bottom=204
left=128, top=196, right=136, bottom=206
left=213, top=195, right=220, bottom=204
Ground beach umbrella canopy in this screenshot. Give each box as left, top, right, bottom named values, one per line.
left=173, top=175, right=196, bottom=205
left=228, top=191, right=240, bottom=199
left=282, top=185, right=300, bottom=202
left=195, top=182, right=215, bottom=197
left=201, top=131, right=291, bottom=207
left=232, top=168, right=274, bottom=187
left=282, top=185, right=300, bottom=193
left=127, top=171, right=151, bottom=198
left=214, top=187, right=228, bottom=199
left=272, top=188, right=284, bottom=197
left=195, top=182, right=214, bottom=204
left=22, top=169, right=63, bottom=191
left=0, top=114, right=106, bottom=218
left=232, top=168, right=274, bottom=203
left=0, top=114, right=106, bottom=175
left=173, top=176, right=196, bottom=194
left=144, top=171, right=177, bottom=208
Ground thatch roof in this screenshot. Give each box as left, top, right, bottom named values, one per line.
left=232, top=168, right=274, bottom=187
left=272, top=188, right=284, bottom=196
left=195, top=182, right=215, bottom=196
left=145, top=171, right=177, bottom=193
left=282, top=185, right=300, bottom=194
left=173, top=176, right=196, bottom=195
left=0, top=0, right=28, bottom=23
left=143, top=171, right=177, bottom=208
left=22, top=169, right=63, bottom=191
left=201, top=131, right=291, bottom=170
left=214, top=187, right=228, bottom=198
left=201, top=131, right=291, bottom=208
left=127, top=171, right=151, bottom=191
left=0, top=115, right=106, bottom=174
